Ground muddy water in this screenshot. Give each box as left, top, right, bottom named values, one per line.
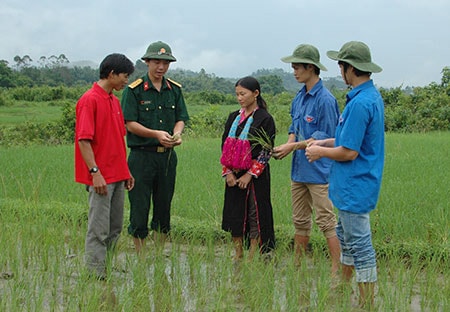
left=0, top=241, right=444, bottom=311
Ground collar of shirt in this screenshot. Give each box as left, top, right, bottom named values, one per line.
left=298, top=78, right=324, bottom=97
left=346, top=79, right=374, bottom=103
left=92, top=82, right=112, bottom=100
left=143, top=76, right=171, bottom=91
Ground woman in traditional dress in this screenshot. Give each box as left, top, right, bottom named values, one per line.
left=220, top=76, right=276, bottom=260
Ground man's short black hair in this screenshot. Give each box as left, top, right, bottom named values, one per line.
left=99, top=53, right=134, bottom=79
left=338, top=61, right=371, bottom=77
left=295, top=63, right=320, bottom=75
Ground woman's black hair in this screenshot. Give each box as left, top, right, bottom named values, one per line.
left=99, top=53, right=135, bottom=79
left=235, top=76, right=267, bottom=109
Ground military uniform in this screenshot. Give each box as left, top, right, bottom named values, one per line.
left=122, top=62, right=189, bottom=238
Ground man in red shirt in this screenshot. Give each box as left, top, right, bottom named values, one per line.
left=75, top=53, right=135, bottom=280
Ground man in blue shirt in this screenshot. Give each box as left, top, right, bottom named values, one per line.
left=273, top=44, right=341, bottom=274
left=306, top=41, right=384, bottom=309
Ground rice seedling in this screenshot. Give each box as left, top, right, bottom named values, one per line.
left=0, top=132, right=449, bottom=311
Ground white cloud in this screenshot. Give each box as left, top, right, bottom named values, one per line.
left=1, top=0, right=449, bottom=87
left=173, top=48, right=249, bottom=77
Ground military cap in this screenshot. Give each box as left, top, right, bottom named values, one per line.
left=141, top=41, right=177, bottom=62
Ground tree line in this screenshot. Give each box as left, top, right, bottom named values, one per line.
left=0, top=56, right=449, bottom=146
left=1, top=56, right=348, bottom=93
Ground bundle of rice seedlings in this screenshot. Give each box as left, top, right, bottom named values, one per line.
left=249, top=128, right=275, bottom=165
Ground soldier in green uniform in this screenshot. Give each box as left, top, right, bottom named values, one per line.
left=121, top=41, right=189, bottom=253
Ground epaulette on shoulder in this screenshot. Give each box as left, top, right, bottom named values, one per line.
left=128, top=78, right=143, bottom=89
left=167, top=78, right=182, bottom=88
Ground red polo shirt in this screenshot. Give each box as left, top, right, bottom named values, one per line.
left=75, top=82, right=130, bottom=185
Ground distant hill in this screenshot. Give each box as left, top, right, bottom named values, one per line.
left=251, top=67, right=347, bottom=92
left=322, top=76, right=348, bottom=91
left=1, top=56, right=426, bottom=91
left=70, top=59, right=346, bottom=92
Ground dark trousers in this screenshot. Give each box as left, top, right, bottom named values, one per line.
left=127, top=149, right=177, bottom=238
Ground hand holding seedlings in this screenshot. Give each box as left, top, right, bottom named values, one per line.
left=273, top=141, right=304, bottom=160
left=172, top=132, right=181, bottom=140
left=171, top=132, right=182, bottom=146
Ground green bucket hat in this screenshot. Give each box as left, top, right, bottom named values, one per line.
left=327, top=41, right=382, bottom=73
left=141, top=41, right=177, bottom=62
left=281, top=44, right=327, bottom=71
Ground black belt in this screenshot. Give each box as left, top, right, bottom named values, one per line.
left=132, top=146, right=172, bottom=153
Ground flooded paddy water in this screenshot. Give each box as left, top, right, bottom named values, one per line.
left=1, top=239, right=446, bottom=311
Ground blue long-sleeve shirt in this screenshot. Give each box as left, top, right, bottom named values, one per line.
left=329, top=80, right=385, bottom=213
left=289, top=79, right=340, bottom=184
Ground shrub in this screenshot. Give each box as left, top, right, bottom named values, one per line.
left=185, top=105, right=228, bottom=138
left=0, top=89, right=13, bottom=106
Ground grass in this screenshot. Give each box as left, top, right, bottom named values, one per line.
left=0, top=102, right=232, bottom=128
left=0, top=101, right=63, bottom=126
left=0, top=132, right=449, bottom=311
left=375, top=132, right=450, bottom=260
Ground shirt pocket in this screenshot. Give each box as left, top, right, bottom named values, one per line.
left=163, top=100, right=176, bottom=125
left=137, top=102, right=157, bottom=125
left=303, top=114, right=318, bottom=136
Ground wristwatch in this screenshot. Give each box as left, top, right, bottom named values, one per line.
left=89, top=166, right=99, bottom=174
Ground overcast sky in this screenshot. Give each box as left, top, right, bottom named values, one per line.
left=1, top=0, right=449, bottom=88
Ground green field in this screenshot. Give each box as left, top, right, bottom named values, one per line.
left=0, top=101, right=64, bottom=126
left=0, top=101, right=231, bottom=127
left=0, top=133, right=449, bottom=311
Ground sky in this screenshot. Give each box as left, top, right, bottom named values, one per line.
left=1, top=0, right=450, bottom=88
